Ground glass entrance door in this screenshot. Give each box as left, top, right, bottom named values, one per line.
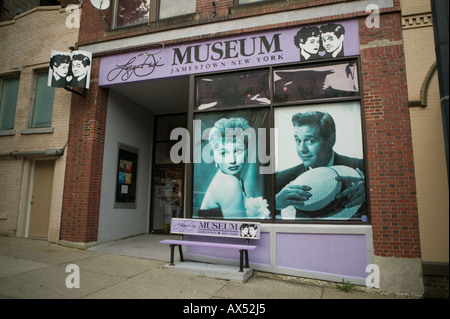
left=151, top=166, right=183, bottom=232
left=150, top=114, right=186, bottom=232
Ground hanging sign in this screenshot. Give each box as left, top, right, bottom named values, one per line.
left=49, top=50, right=92, bottom=89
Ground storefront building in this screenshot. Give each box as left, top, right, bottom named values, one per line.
left=60, top=0, right=427, bottom=295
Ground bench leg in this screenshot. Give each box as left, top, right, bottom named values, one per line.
left=239, top=250, right=244, bottom=272
left=178, top=244, right=184, bottom=262
left=169, top=244, right=175, bottom=265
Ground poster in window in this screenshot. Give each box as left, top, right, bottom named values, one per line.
left=274, top=101, right=368, bottom=221
left=116, top=148, right=138, bottom=204
left=192, top=108, right=272, bottom=219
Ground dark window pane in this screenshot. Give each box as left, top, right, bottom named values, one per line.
left=0, top=77, right=20, bottom=130
left=159, top=0, right=195, bottom=19
left=196, top=69, right=270, bottom=110
left=273, top=62, right=359, bottom=103
left=117, top=0, right=150, bottom=28
left=155, top=114, right=186, bottom=142
left=31, top=72, right=54, bottom=128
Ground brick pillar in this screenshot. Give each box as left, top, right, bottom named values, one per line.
left=60, top=57, right=108, bottom=243
left=359, top=13, right=421, bottom=258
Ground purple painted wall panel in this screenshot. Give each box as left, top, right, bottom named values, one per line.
left=187, top=232, right=368, bottom=278
left=276, top=233, right=367, bottom=278
left=187, top=232, right=270, bottom=266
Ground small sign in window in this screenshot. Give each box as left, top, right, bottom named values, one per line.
left=116, top=147, right=138, bottom=205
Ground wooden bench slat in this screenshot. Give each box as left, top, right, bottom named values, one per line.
left=160, top=239, right=257, bottom=250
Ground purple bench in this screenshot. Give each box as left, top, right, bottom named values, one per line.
left=160, top=218, right=260, bottom=272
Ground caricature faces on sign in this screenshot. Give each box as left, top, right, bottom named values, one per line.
left=320, top=24, right=345, bottom=58
left=48, top=50, right=92, bottom=89
left=72, top=60, right=87, bottom=77
left=300, top=36, right=320, bottom=58
left=294, top=27, right=321, bottom=61
left=71, top=54, right=91, bottom=88
left=50, top=54, right=71, bottom=87
left=52, top=57, right=70, bottom=78
left=248, top=224, right=257, bottom=237
left=294, top=23, right=346, bottom=60
left=239, top=224, right=258, bottom=238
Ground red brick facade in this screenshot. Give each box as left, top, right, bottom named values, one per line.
left=359, top=14, right=420, bottom=257
left=57, top=0, right=80, bottom=7
left=60, top=59, right=109, bottom=243
left=60, top=0, right=421, bottom=258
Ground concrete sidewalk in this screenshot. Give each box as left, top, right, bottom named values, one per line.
left=0, top=235, right=409, bottom=300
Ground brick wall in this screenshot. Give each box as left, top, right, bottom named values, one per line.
left=77, top=0, right=365, bottom=47
left=359, top=13, right=420, bottom=258
left=59, top=58, right=109, bottom=243
left=57, top=0, right=79, bottom=7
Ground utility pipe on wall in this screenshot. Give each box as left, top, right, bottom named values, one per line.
left=0, top=148, right=64, bottom=158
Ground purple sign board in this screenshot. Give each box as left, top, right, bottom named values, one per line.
left=99, top=19, right=359, bottom=86
left=170, top=218, right=260, bottom=239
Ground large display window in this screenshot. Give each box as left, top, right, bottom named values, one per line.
left=274, top=102, right=366, bottom=221
left=189, top=57, right=368, bottom=223
left=192, top=108, right=272, bottom=219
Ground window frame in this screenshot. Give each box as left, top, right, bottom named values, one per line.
left=112, top=0, right=196, bottom=29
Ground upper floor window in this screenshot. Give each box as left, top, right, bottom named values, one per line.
left=116, top=0, right=150, bottom=28
left=0, top=76, right=20, bottom=131
left=114, top=0, right=196, bottom=28
left=238, top=0, right=272, bottom=4
left=159, top=0, right=196, bottom=19
left=30, top=71, right=54, bottom=128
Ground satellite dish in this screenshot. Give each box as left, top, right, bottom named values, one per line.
left=90, top=0, right=110, bottom=10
